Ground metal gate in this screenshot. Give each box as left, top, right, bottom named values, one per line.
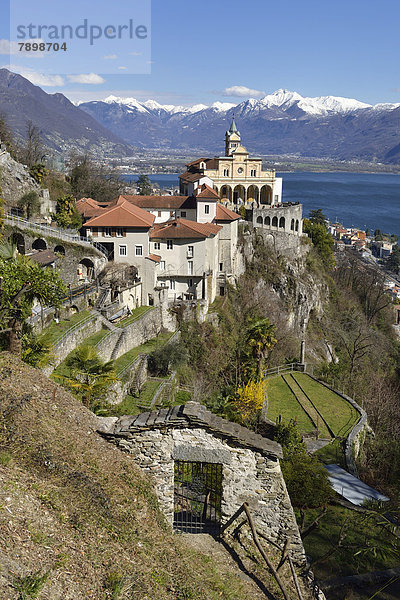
left=173, top=461, right=222, bottom=534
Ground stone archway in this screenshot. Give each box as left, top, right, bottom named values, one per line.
left=220, top=185, right=232, bottom=202
left=9, top=232, right=25, bottom=255
left=260, top=185, right=272, bottom=205
left=247, top=185, right=259, bottom=204
left=54, top=245, right=66, bottom=255
left=32, top=238, right=47, bottom=250
left=233, top=185, right=245, bottom=205
left=79, top=258, right=95, bottom=281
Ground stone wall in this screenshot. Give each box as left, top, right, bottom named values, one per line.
left=248, top=203, right=303, bottom=256
left=42, top=313, right=103, bottom=376
left=107, top=354, right=148, bottom=405
left=109, top=425, right=305, bottom=564
left=4, top=224, right=107, bottom=285
left=96, top=305, right=176, bottom=363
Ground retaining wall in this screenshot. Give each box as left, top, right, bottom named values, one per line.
left=42, top=314, right=103, bottom=377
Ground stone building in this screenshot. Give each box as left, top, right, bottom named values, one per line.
left=100, top=401, right=306, bottom=564
left=179, top=116, right=282, bottom=206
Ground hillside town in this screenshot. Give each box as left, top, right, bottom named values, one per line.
left=1, top=113, right=400, bottom=600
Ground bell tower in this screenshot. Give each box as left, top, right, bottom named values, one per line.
left=225, top=114, right=241, bottom=156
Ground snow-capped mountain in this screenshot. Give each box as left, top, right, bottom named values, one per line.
left=78, top=88, right=400, bottom=163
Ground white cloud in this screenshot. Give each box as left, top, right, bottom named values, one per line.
left=0, top=38, right=45, bottom=58
left=5, top=65, right=64, bottom=86
left=67, top=73, right=105, bottom=84
left=222, top=85, right=266, bottom=98
left=117, top=66, right=127, bottom=70
left=130, top=51, right=142, bottom=56
left=104, top=54, right=117, bottom=60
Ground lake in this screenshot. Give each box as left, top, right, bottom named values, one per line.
left=125, top=172, right=400, bottom=236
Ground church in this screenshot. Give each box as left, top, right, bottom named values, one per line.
left=179, top=116, right=283, bottom=206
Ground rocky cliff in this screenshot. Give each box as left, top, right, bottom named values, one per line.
left=0, top=147, right=42, bottom=208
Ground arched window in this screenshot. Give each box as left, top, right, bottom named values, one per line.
left=295, top=220, right=299, bottom=232
left=291, top=219, right=295, bottom=231
left=279, top=217, right=285, bottom=229
left=256, top=216, right=263, bottom=224
left=264, top=216, right=270, bottom=226
left=272, top=216, right=278, bottom=228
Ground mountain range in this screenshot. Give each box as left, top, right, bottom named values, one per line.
left=0, top=68, right=399, bottom=164
left=0, top=69, right=133, bottom=158
left=79, top=90, right=400, bottom=164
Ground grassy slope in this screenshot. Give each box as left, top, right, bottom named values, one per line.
left=40, top=310, right=91, bottom=346
left=0, top=353, right=274, bottom=600
left=266, top=373, right=360, bottom=438
left=292, top=373, right=360, bottom=437
left=266, top=375, right=315, bottom=433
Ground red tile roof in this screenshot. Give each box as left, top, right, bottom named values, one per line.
left=121, top=194, right=196, bottom=210
left=150, top=218, right=221, bottom=240
left=83, top=197, right=155, bottom=228
left=179, top=172, right=206, bottom=183
left=76, top=197, right=110, bottom=219
left=195, top=184, right=219, bottom=200
left=215, top=204, right=240, bottom=222
left=147, top=254, right=161, bottom=263
left=185, top=158, right=209, bottom=167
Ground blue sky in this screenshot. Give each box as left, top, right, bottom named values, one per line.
left=1, top=0, right=400, bottom=105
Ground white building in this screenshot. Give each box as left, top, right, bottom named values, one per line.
left=149, top=218, right=221, bottom=302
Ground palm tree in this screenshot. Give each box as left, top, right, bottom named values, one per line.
left=60, top=345, right=117, bottom=409
left=246, top=318, right=277, bottom=377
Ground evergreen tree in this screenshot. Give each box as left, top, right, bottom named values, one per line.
left=136, top=174, right=152, bottom=196
left=308, top=208, right=328, bottom=225
left=18, top=191, right=40, bottom=219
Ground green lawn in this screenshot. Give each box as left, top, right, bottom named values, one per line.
left=86, top=329, right=110, bottom=347
left=284, top=374, right=331, bottom=438
left=266, top=373, right=360, bottom=440
left=114, top=331, right=175, bottom=374
left=115, top=306, right=154, bottom=328
left=41, top=310, right=91, bottom=346
left=292, top=373, right=360, bottom=437
left=266, top=375, right=315, bottom=433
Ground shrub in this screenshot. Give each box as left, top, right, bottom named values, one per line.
left=148, top=342, right=187, bottom=377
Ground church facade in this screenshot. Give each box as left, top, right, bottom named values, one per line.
left=180, top=116, right=282, bottom=206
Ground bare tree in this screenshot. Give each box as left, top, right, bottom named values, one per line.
left=19, top=121, right=44, bottom=167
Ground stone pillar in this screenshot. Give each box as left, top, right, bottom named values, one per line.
left=300, top=340, right=305, bottom=365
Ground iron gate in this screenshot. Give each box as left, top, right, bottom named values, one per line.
left=173, top=461, right=222, bottom=534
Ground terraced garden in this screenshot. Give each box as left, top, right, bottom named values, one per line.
left=266, top=372, right=360, bottom=440
left=40, top=310, right=91, bottom=346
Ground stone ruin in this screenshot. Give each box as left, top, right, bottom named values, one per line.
left=99, top=401, right=305, bottom=564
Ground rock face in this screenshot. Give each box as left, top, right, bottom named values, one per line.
left=0, top=148, right=42, bottom=207
left=100, top=402, right=306, bottom=564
